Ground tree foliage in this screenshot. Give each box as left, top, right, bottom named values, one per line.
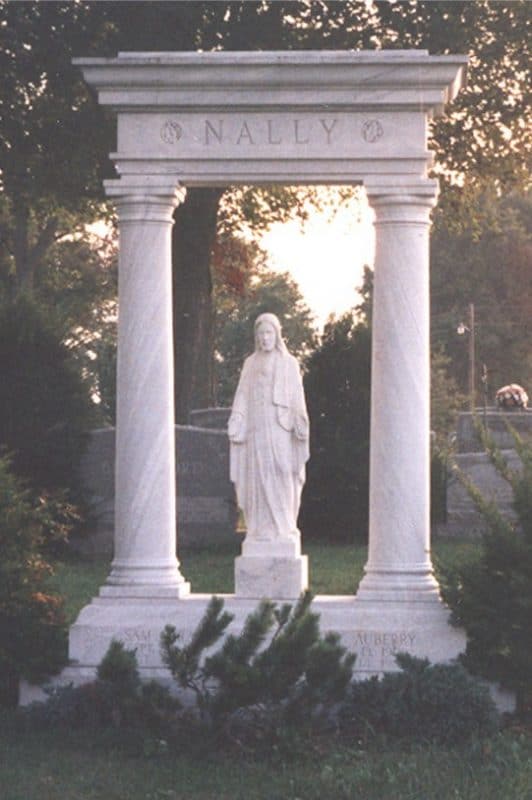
left=0, top=294, right=95, bottom=495
left=214, top=239, right=316, bottom=406
left=161, top=592, right=355, bottom=743
left=2, top=1, right=529, bottom=422
left=0, top=1, right=113, bottom=292
left=301, top=311, right=371, bottom=541
left=431, top=188, right=532, bottom=401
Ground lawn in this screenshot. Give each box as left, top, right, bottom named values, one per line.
left=1, top=715, right=531, bottom=800
left=4, top=537, right=531, bottom=800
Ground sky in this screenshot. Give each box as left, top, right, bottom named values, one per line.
left=260, top=191, right=375, bottom=330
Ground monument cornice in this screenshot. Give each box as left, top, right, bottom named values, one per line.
left=74, top=50, right=467, bottom=116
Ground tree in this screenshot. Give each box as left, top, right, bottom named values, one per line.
left=0, top=294, right=95, bottom=496
left=3, top=1, right=529, bottom=424
left=372, top=0, right=531, bottom=191
left=431, top=188, right=532, bottom=402
left=301, top=311, right=371, bottom=541
left=0, top=1, right=113, bottom=293
left=214, top=239, right=317, bottom=406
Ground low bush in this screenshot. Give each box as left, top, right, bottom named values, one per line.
left=26, top=640, right=179, bottom=737
left=0, top=455, right=67, bottom=706
left=340, top=653, right=500, bottom=745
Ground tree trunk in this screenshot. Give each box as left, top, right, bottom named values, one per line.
left=12, top=202, right=33, bottom=293
left=172, top=187, right=225, bottom=423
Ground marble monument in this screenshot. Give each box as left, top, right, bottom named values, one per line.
left=19, top=50, right=472, bottom=704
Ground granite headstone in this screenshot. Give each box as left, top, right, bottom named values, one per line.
left=76, top=409, right=237, bottom=553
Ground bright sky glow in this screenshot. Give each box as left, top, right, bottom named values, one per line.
left=88, top=192, right=376, bottom=332
left=261, top=193, right=375, bottom=330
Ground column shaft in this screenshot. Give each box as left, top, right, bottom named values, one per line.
left=357, top=193, right=439, bottom=602
left=102, top=189, right=189, bottom=597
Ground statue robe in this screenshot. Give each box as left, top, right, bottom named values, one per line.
left=228, top=349, right=309, bottom=541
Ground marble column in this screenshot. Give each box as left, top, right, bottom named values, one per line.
left=357, top=190, right=439, bottom=603
left=100, top=180, right=190, bottom=598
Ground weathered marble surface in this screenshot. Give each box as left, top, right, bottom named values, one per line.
left=74, top=50, right=467, bottom=188
left=229, top=314, right=309, bottom=598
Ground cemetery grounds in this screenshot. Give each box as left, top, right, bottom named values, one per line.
left=0, top=539, right=531, bottom=800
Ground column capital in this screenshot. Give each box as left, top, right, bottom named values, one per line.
left=365, top=179, right=438, bottom=221
left=104, top=177, right=186, bottom=223
left=366, top=184, right=438, bottom=226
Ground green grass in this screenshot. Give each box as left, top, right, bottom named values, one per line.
left=0, top=718, right=530, bottom=800
left=47, top=558, right=110, bottom=624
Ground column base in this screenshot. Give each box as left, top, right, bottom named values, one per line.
left=355, top=565, right=441, bottom=604
left=235, top=554, right=308, bottom=599
left=101, top=558, right=190, bottom=598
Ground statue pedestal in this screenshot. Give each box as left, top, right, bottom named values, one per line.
left=234, top=536, right=308, bottom=599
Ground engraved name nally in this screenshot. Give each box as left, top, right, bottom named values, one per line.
left=159, top=117, right=385, bottom=147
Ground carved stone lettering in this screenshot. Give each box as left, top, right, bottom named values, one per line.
left=294, top=119, right=309, bottom=144
left=205, top=119, right=223, bottom=144
left=121, top=629, right=158, bottom=663
left=267, top=119, right=282, bottom=145
left=353, top=630, right=416, bottom=671
left=200, top=117, right=339, bottom=147
left=319, top=118, right=338, bottom=144
left=236, top=121, right=255, bottom=145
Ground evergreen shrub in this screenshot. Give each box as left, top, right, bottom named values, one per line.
left=340, top=653, right=499, bottom=745
left=161, top=592, right=355, bottom=745
left=442, top=420, right=532, bottom=714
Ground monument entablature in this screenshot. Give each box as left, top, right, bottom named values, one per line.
left=75, top=50, right=466, bottom=187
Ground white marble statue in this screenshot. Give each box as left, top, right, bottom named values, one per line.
left=228, top=313, right=310, bottom=542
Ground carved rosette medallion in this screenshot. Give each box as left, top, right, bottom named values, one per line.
left=160, top=120, right=183, bottom=144
left=362, top=119, right=384, bottom=143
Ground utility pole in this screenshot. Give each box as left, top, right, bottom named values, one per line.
left=457, top=302, right=476, bottom=411
left=468, top=302, right=475, bottom=411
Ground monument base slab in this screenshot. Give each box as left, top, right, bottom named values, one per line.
left=20, top=591, right=483, bottom=706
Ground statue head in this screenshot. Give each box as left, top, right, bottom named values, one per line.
left=254, top=313, right=288, bottom=355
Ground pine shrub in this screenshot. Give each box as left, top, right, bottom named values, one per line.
left=161, top=592, right=355, bottom=743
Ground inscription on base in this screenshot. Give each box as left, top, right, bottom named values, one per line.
left=353, top=630, right=416, bottom=671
